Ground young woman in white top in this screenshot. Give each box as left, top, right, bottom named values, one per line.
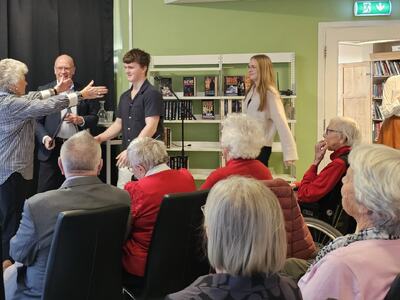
left=243, top=54, right=298, bottom=167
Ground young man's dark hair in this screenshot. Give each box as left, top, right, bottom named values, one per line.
left=123, top=48, right=151, bottom=75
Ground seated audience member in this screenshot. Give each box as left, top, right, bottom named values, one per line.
left=299, top=144, right=400, bottom=300
left=200, top=113, right=272, bottom=190
left=122, top=137, right=196, bottom=288
left=4, top=131, right=130, bottom=300
left=167, top=176, right=302, bottom=299
left=296, top=116, right=360, bottom=232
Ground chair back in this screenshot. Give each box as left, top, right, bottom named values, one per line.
left=385, top=273, right=400, bottom=300
left=141, top=189, right=210, bottom=299
left=263, top=179, right=316, bottom=259
left=41, top=204, right=130, bottom=300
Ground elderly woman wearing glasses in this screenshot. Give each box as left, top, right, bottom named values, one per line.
left=122, top=137, right=196, bottom=288
left=299, top=143, right=400, bottom=300
left=295, top=116, right=361, bottom=232
left=168, top=176, right=302, bottom=299
left=200, top=113, right=272, bottom=190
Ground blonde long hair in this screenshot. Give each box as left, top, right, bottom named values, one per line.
left=247, top=54, right=279, bottom=112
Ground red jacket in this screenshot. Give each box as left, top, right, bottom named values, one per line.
left=200, top=159, right=273, bottom=190
left=264, top=179, right=316, bottom=259
left=122, top=168, right=196, bottom=276
left=297, top=146, right=350, bottom=203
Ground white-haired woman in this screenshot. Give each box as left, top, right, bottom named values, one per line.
left=168, top=176, right=302, bottom=299
left=244, top=54, right=298, bottom=167
left=299, top=144, right=400, bottom=300
left=0, top=58, right=106, bottom=269
left=296, top=116, right=361, bottom=232
left=122, top=137, right=196, bottom=288
left=200, top=113, right=272, bottom=190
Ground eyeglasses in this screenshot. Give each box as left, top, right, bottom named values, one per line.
left=325, top=128, right=341, bottom=135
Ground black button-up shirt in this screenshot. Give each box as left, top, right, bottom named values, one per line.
left=116, top=80, right=164, bottom=149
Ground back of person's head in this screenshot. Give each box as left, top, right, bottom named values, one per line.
left=0, top=58, right=28, bottom=93
left=349, top=144, right=400, bottom=235
left=123, top=48, right=151, bottom=75
left=329, top=116, right=361, bottom=146
left=59, top=131, right=102, bottom=175
left=127, top=137, right=169, bottom=171
left=205, top=176, right=287, bottom=276
left=221, top=113, right=266, bottom=160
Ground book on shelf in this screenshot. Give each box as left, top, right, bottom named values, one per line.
left=159, top=77, right=173, bottom=97
left=183, top=76, right=196, bottom=96
left=202, top=100, right=215, bottom=119
left=163, top=127, right=171, bottom=148
left=244, top=75, right=252, bottom=94
left=374, top=60, right=400, bottom=76
left=169, top=155, right=188, bottom=169
left=164, top=100, right=193, bottom=120
left=237, top=76, right=245, bottom=96
left=373, top=121, right=382, bottom=142
left=373, top=82, right=385, bottom=99
left=224, top=76, right=245, bottom=96
left=204, top=76, right=218, bottom=96
left=231, top=100, right=242, bottom=113
left=372, top=103, right=383, bottom=120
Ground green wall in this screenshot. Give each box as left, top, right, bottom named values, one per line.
left=116, top=0, right=400, bottom=178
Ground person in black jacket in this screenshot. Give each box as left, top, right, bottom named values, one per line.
left=35, top=54, right=100, bottom=192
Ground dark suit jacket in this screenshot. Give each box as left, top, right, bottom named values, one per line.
left=7, top=176, right=131, bottom=300
left=35, top=81, right=99, bottom=161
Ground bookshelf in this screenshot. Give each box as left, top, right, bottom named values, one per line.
left=149, top=53, right=297, bottom=182
left=370, top=52, right=400, bottom=142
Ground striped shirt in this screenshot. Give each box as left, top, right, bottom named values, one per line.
left=0, top=90, right=78, bottom=185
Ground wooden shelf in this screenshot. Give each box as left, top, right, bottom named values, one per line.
left=167, top=141, right=220, bottom=152
left=167, top=141, right=283, bottom=153
left=370, top=51, right=400, bottom=61
left=162, top=95, right=245, bottom=100
left=150, top=67, right=221, bottom=73
left=165, top=115, right=222, bottom=123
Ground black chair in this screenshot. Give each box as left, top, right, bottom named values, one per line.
left=385, top=273, right=400, bottom=300
left=41, top=204, right=130, bottom=300
left=0, top=226, right=4, bottom=300
left=126, top=189, right=210, bottom=300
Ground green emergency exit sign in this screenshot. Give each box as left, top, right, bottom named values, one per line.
left=354, top=1, right=392, bottom=16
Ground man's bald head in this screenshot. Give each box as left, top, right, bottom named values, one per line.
left=54, top=54, right=75, bottom=82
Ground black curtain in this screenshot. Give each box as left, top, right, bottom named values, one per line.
left=0, top=0, right=114, bottom=110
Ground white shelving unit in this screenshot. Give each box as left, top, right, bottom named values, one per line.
left=150, top=52, right=297, bottom=182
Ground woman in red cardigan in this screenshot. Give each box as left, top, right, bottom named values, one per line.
left=122, top=137, right=196, bottom=288
left=201, top=113, right=273, bottom=190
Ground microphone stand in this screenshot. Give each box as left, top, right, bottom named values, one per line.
left=155, top=76, right=196, bottom=168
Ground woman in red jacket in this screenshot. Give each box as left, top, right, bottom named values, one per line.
left=122, top=137, right=196, bottom=288
left=201, top=113, right=273, bottom=190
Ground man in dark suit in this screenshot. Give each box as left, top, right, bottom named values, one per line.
left=35, top=54, right=100, bottom=192
left=4, top=131, right=131, bottom=300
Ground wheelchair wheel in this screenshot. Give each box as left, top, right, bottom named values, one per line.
left=304, top=217, right=343, bottom=248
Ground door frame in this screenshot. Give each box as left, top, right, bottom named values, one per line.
left=317, top=20, right=400, bottom=140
